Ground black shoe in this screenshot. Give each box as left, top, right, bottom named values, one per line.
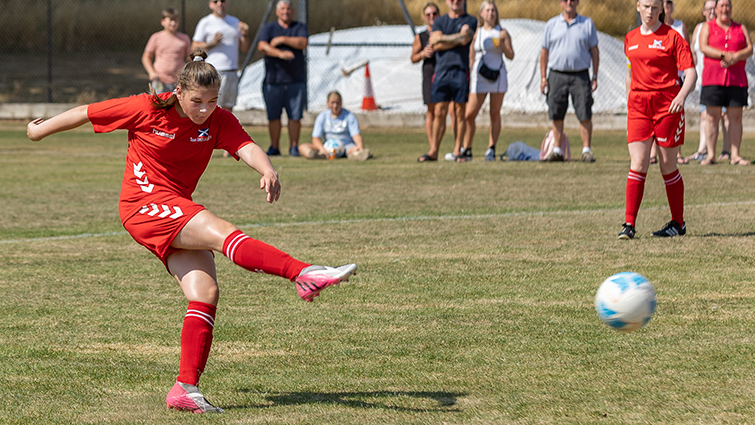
left=456, top=148, right=472, bottom=162
left=618, top=223, right=636, bottom=240
left=652, top=220, right=686, bottom=237
left=541, top=151, right=564, bottom=162
left=266, top=146, right=281, bottom=156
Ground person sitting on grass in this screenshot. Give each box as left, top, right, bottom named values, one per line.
left=26, top=49, right=357, bottom=414
left=299, top=91, right=371, bottom=160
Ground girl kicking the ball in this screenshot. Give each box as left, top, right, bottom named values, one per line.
left=26, top=49, right=357, bottom=414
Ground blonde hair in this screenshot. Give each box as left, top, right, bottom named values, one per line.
left=149, top=49, right=221, bottom=110
left=478, top=1, right=500, bottom=25
left=422, top=2, right=440, bottom=15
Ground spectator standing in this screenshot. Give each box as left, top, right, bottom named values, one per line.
left=26, top=50, right=357, bottom=414
left=619, top=0, right=696, bottom=239
left=299, top=91, right=371, bottom=161
left=192, top=0, right=251, bottom=110
left=463, top=0, right=514, bottom=162
left=699, top=0, right=752, bottom=166
left=413, top=2, right=442, bottom=162
left=540, top=0, right=599, bottom=163
left=417, top=0, right=477, bottom=163
left=142, top=8, right=192, bottom=94
left=257, top=0, right=309, bottom=157
left=650, top=0, right=691, bottom=164
left=687, top=0, right=731, bottom=162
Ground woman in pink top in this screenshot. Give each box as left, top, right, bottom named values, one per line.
left=142, top=8, right=192, bottom=94
left=699, top=0, right=752, bottom=165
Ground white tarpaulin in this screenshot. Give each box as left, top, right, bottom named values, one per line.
left=236, top=18, right=755, bottom=115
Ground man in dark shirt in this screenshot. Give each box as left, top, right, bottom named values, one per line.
left=257, top=0, right=308, bottom=157
left=419, top=0, right=476, bottom=163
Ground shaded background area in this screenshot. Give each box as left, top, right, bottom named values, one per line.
left=2, top=0, right=753, bottom=104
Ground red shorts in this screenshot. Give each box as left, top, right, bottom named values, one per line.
left=627, top=90, right=685, bottom=147
left=122, top=194, right=206, bottom=267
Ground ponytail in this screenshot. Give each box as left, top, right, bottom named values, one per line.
left=149, top=49, right=221, bottom=110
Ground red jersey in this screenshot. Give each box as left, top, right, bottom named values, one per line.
left=88, top=93, right=254, bottom=223
left=625, top=23, right=694, bottom=92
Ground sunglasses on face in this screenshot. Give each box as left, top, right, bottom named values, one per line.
left=425, top=11, right=438, bottom=16
left=212, top=0, right=226, bottom=3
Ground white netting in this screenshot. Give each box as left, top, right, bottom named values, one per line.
left=236, top=18, right=755, bottom=115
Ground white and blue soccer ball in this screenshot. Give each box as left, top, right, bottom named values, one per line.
left=323, top=139, right=346, bottom=159
left=595, top=272, right=656, bottom=332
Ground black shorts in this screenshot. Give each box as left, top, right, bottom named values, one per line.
left=546, top=69, right=593, bottom=122
left=700, top=85, right=748, bottom=108
left=431, top=67, right=470, bottom=104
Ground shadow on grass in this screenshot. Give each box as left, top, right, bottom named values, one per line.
left=698, top=232, right=755, bottom=237
left=227, top=390, right=465, bottom=412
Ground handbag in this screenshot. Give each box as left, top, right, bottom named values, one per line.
left=478, top=62, right=500, bottom=81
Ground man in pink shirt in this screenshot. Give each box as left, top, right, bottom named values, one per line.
left=142, top=8, right=192, bottom=94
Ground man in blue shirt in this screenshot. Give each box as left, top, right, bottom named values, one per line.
left=417, top=0, right=477, bottom=163
left=540, top=0, right=599, bottom=162
left=258, top=0, right=308, bottom=157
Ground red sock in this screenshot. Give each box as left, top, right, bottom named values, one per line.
left=625, top=170, right=647, bottom=226
left=178, top=301, right=216, bottom=386
left=223, top=230, right=309, bottom=281
left=663, top=169, right=684, bottom=224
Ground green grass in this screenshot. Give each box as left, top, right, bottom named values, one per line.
left=2, top=121, right=755, bottom=424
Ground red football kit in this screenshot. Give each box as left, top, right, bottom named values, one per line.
left=624, top=24, right=694, bottom=146
left=88, top=93, right=254, bottom=263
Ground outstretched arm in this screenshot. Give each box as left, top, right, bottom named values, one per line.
left=236, top=143, right=281, bottom=203
left=27, top=105, right=90, bottom=141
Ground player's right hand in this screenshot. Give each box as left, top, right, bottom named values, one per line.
left=27, top=118, right=45, bottom=141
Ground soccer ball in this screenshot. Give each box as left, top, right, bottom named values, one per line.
left=595, top=272, right=656, bottom=332
left=323, top=139, right=345, bottom=160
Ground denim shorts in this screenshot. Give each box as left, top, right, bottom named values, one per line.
left=263, top=83, right=306, bottom=121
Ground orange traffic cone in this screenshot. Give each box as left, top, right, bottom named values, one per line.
left=361, top=63, right=377, bottom=111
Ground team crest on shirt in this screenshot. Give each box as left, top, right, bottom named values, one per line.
left=648, top=39, right=666, bottom=50
left=190, top=128, right=211, bottom=143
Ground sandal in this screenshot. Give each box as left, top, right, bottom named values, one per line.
left=685, top=151, right=707, bottom=161
left=718, top=151, right=731, bottom=161
left=417, top=154, right=437, bottom=162
left=456, top=149, right=472, bottom=163
left=731, top=157, right=750, bottom=165
left=676, top=155, right=689, bottom=165
left=700, top=157, right=717, bottom=165
left=649, top=156, right=657, bottom=164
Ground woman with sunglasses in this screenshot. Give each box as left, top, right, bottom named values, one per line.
left=26, top=50, right=357, bottom=414
left=619, top=0, right=696, bottom=239
left=413, top=2, right=443, bottom=161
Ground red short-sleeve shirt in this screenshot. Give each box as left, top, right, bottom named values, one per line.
left=87, top=93, right=254, bottom=223
left=625, top=23, right=694, bottom=92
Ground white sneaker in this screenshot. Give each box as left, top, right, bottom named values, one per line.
left=444, top=152, right=455, bottom=161
left=295, top=264, right=357, bottom=302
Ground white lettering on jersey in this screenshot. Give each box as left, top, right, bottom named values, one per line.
left=152, top=129, right=175, bottom=139
left=628, top=44, right=639, bottom=51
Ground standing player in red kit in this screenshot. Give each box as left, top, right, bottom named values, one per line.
left=619, top=0, right=696, bottom=240
left=26, top=50, right=357, bottom=414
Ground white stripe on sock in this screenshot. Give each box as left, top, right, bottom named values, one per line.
left=225, top=233, right=249, bottom=263
left=186, top=310, right=215, bottom=327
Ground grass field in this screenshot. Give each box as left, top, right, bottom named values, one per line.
left=2, top=121, right=755, bottom=424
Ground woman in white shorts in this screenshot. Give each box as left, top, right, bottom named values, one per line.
left=462, top=0, right=514, bottom=162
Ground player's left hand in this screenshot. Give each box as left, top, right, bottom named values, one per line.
left=668, top=96, right=684, bottom=114
left=260, top=171, right=281, bottom=203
